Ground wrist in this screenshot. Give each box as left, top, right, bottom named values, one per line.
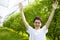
left=20, top=8, right=23, bottom=10
left=52, top=6, right=57, bottom=10
left=52, top=8, right=56, bottom=10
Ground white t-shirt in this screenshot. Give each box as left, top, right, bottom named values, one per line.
left=27, top=25, right=48, bottom=40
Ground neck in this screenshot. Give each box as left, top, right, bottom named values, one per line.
left=35, top=26, right=40, bottom=30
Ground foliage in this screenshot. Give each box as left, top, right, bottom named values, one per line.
left=3, top=0, right=60, bottom=40
left=0, top=27, right=23, bottom=40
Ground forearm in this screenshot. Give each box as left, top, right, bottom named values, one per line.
left=20, top=8, right=29, bottom=29
left=46, top=8, right=55, bottom=28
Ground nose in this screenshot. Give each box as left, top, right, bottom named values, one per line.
left=36, top=22, right=40, bottom=25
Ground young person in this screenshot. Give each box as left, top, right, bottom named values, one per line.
left=19, top=1, right=58, bottom=40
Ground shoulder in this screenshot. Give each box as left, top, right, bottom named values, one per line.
left=41, top=25, right=48, bottom=33
left=27, top=26, right=34, bottom=34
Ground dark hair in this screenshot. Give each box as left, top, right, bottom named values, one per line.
left=33, top=16, right=42, bottom=23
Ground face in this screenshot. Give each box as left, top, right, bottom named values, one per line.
left=34, top=20, right=42, bottom=28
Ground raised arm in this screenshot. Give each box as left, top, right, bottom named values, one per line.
left=45, top=1, right=58, bottom=29
left=19, top=3, right=30, bottom=29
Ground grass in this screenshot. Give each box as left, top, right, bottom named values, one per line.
left=0, top=27, right=21, bottom=40
left=0, top=26, right=52, bottom=40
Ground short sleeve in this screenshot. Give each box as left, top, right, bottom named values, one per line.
left=27, top=26, right=33, bottom=34
left=42, top=25, right=48, bottom=34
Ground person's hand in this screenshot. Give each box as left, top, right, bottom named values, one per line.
left=19, top=2, right=23, bottom=9
left=52, top=1, right=58, bottom=9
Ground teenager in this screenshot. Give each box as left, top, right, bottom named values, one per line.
left=19, top=1, right=58, bottom=40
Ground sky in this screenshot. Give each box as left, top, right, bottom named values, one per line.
left=0, top=0, right=34, bottom=26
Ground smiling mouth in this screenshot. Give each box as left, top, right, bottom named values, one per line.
left=36, top=25, right=40, bottom=27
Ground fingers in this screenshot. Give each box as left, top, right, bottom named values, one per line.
left=52, top=1, right=58, bottom=9
left=54, top=0, right=58, bottom=5
left=19, top=2, right=22, bottom=7
left=19, top=2, right=23, bottom=9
